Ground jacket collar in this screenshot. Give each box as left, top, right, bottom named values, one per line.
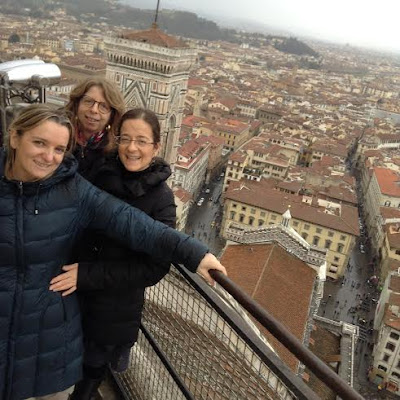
left=0, top=147, right=79, bottom=194
left=96, top=156, right=171, bottom=199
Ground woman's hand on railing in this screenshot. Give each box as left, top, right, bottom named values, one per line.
left=196, top=253, right=227, bottom=285
left=49, top=263, right=79, bottom=296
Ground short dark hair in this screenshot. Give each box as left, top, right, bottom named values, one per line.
left=117, top=108, right=161, bottom=144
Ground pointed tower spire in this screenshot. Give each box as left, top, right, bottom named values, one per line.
left=281, top=205, right=292, bottom=228
left=152, top=0, right=161, bottom=29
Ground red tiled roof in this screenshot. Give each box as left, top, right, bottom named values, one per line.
left=220, top=243, right=317, bottom=371
left=120, top=27, right=187, bottom=48
left=381, top=207, right=400, bottom=219
left=188, top=78, right=207, bottom=87
left=384, top=293, right=400, bottom=331
left=374, top=168, right=400, bottom=198
left=172, top=186, right=192, bottom=203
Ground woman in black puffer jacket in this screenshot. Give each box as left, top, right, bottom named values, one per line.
left=51, top=109, right=177, bottom=399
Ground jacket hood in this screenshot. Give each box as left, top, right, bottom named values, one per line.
left=95, top=155, right=172, bottom=199
left=0, top=147, right=79, bottom=194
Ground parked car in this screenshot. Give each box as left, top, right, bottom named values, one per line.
left=360, top=244, right=366, bottom=254
left=197, top=197, right=205, bottom=206
left=205, top=188, right=210, bottom=194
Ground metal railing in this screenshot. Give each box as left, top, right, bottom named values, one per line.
left=113, top=264, right=364, bottom=400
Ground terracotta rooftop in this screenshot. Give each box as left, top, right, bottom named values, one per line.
left=384, top=293, right=400, bottom=331
left=188, top=78, right=207, bottom=87
left=386, top=224, right=400, bottom=250
left=374, top=167, right=400, bottom=198
left=120, top=26, right=187, bottom=48
left=389, top=274, right=400, bottom=293
left=220, top=243, right=317, bottom=371
left=312, top=142, right=348, bottom=158
left=181, top=115, right=210, bottom=128
left=172, top=186, right=192, bottom=203
left=306, top=322, right=339, bottom=400
left=381, top=207, right=400, bottom=220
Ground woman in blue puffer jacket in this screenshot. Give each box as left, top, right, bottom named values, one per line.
left=0, top=104, right=226, bottom=400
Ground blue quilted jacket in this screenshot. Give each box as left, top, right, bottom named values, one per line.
left=0, top=149, right=207, bottom=400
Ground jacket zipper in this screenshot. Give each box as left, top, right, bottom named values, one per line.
left=5, top=182, right=25, bottom=400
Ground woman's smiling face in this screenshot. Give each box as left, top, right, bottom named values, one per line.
left=117, top=118, right=160, bottom=172
left=77, top=85, right=112, bottom=138
left=10, top=120, right=70, bottom=182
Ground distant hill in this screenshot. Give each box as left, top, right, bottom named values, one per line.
left=1, top=0, right=319, bottom=58
left=1, top=0, right=55, bottom=17
left=273, top=37, right=319, bottom=57
left=61, top=0, right=237, bottom=42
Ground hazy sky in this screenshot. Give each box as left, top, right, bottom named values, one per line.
left=147, top=0, right=399, bottom=53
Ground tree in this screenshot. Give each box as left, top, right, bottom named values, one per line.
left=8, top=33, right=21, bottom=43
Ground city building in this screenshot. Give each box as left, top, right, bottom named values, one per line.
left=223, top=136, right=291, bottom=191
left=171, top=138, right=210, bottom=198
left=212, top=117, right=251, bottom=152
left=363, top=168, right=400, bottom=260
left=172, top=186, right=192, bottom=231
left=221, top=179, right=359, bottom=278
left=370, top=269, right=400, bottom=394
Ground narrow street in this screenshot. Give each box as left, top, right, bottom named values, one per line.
left=185, top=177, right=226, bottom=256
left=318, top=240, right=379, bottom=393
left=317, top=160, right=396, bottom=398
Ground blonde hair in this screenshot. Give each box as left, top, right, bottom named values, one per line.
left=65, top=77, right=125, bottom=153
left=6, top=104, right=75, bottom=174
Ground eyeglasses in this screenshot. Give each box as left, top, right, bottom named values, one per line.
left=114, top=135, right=155, bottom=148
left=80, top=95, right=112, bottom=114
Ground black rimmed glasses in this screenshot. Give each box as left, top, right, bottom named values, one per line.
left=114, top=135, right=155, bottom=148
left=80, top=95, right=112, bottom=114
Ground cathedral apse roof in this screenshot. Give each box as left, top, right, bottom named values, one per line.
left=119, top=26, right=188, bottom=49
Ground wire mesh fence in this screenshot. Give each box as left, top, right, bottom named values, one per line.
left=114, top=266, right=310, bottom=400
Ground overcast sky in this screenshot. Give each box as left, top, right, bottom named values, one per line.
left=141, top=0, right=399, bottom=53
